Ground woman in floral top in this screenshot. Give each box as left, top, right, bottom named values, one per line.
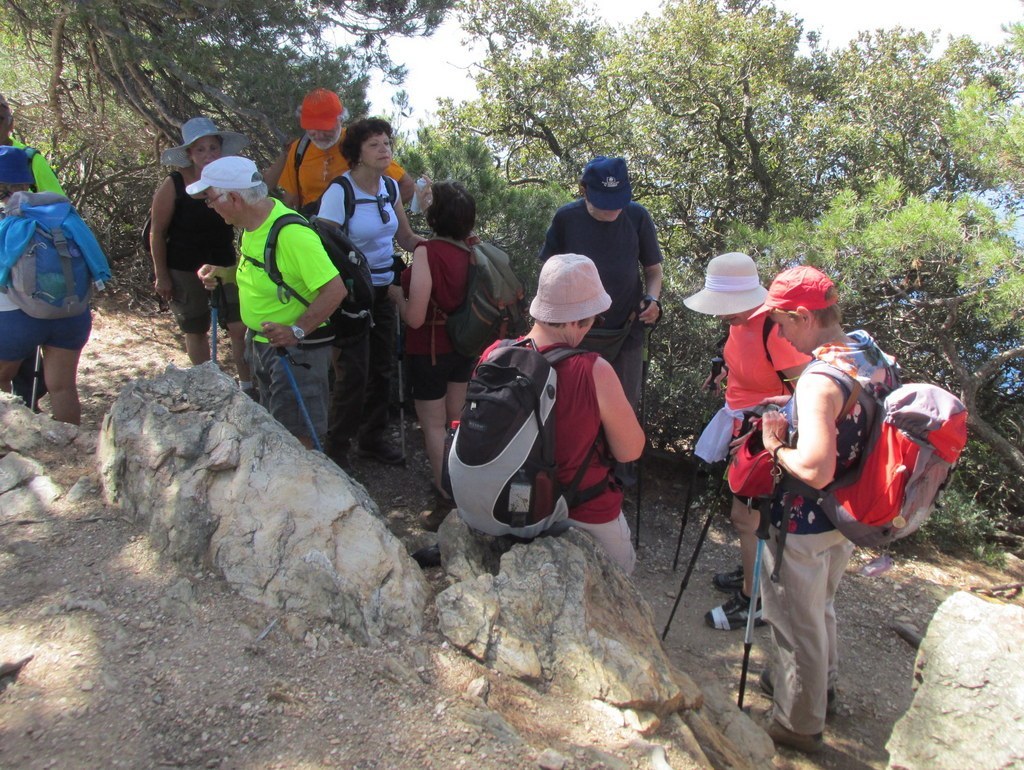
left=753, top=266, right=896, bottom=754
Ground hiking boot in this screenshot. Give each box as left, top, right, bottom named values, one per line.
left=766, top=719, right=824, bottom=754
left=712, top=565, right=744, bottom=593
left=704, top=590, right=765, bottom=631
left=760, top=669, right=837, bottom=716
left=411, top=543, right=441, bottom=569
left=356, top=438, right=405, bottom=466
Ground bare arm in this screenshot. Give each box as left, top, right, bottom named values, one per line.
left=263, top=149, right=287, bottom=191
left=395, top=244, right=431, bottom=328
left=394, top=200, right=424, bottom=254
left=594, top=356, right=645, bottom=462
left=149, top=177, right=176, bottom=302
left=638, top=262, right=663, bottom=324
left=761, top=373, right=845, bottom=489
left=260, top=276, right=347, bottom=347
left=396, top=172, right=416, bottom=205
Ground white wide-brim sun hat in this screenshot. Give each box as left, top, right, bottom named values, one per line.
left=683, top=252, right=768, bottom=316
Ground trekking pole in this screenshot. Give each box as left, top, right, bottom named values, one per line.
left=672, top=459, right=702, bottom=571
left=29, top=346, right=43, bottom=413
left=276, top=348, right=323, bottom=452
left=662, top=480, right=725, bottom=640
left=395, top=310, right=407, bottom=463
left=738, top=503, right=771, bottom=709
left=209, top=277, right=223, bottom=365
left=634, top=324, right=654, bottom=549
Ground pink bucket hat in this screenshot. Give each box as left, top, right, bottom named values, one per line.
left=530, top=254, right=611, bottom=323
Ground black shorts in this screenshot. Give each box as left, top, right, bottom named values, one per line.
left=407, top=351, right=476, bottom=401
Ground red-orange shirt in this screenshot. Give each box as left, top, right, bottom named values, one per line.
left=724, top=316, right=810, bottom=410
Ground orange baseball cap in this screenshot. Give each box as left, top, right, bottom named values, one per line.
left=300, top=89, right=343, bottom=131
left=750, top=266, right=837, bottom=318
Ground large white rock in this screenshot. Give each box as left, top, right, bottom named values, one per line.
left=887, top=590, right=1024, bottom=770
left=436, top=519, right=691, bottom=715
left=98, top=363, right=430, bottom=643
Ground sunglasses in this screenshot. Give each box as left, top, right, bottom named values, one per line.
left=375, top=193, right=391, bottom=225
left=205, top=191, right=228, bottom=207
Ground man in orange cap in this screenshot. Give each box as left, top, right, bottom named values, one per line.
left=265, top=88, right=414, bottom=211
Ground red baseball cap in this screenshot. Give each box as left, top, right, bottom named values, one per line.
left=300, top=89, right=343, bottom=131
left=750, top=265, right=837, bottom=318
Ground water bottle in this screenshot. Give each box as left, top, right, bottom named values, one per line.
left=410, top=177, right=429, bottom=214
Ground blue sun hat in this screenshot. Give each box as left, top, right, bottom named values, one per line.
left=0, top=145, right=34, bottom=185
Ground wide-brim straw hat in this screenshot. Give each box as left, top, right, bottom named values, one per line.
left=530, top=253, right=611, bottom=323
left=683, top=252, right=768, bottom=316
left=161, top=116, right=249, bottom=168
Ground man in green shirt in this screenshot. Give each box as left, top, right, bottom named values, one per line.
left=195, top=156, right=345, bottom=449
left=0, top=94, right=64, bottom=194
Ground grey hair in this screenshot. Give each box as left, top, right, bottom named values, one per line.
left=210, top=182, right=267, bottom=205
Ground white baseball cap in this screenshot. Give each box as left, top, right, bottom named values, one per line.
left=185, top=156, right=262, bottom=195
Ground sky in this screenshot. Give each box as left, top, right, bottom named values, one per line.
left=366, top=0, right=1023, bottom=125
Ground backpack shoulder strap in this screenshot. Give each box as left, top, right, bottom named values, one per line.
left=383, top=175, right=398, bottom=206
left=762, top=316, right=795, bottom=393
left=320, top=175, right=358, bottom=232
left=293, top=135, right=311, bottom=171
left=542, top=345, right=589, bottom=366
left=248, top=213, right=312, bottom=307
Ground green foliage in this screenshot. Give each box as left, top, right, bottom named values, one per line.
left=0, top=0, right=454, bottom=154
left=733, top=180, right=1024, bottom=516
left=915, top=484, right=1005, bottom=564
left=400, top=127, right=569, bottom=287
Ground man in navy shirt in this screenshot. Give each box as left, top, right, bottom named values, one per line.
left=539, top=156, right=663, bottom=413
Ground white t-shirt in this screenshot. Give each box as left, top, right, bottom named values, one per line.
left=317, top=173, right=399, bottom=286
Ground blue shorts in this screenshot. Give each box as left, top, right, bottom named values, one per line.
left=0, top=307, right=92, bottom=361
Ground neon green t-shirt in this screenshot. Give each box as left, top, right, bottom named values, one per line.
left=11, top=138, right=65, bottom=194
left=237, top=199, right=339, bottom=341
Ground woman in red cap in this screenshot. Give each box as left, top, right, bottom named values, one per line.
left=752, top=265, right=897, bottom=754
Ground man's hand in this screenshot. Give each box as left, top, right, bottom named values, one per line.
left=260, top=322, right=301, bottom=348
left=638, top=295, right=662, bottom=325
left=198, top=264, right=235, bottom=290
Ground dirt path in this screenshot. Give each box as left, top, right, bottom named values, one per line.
left=2, top=299, right=1021, bottom=770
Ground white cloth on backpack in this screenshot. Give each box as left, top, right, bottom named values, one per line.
left=695, top=405, right=744, bottom=463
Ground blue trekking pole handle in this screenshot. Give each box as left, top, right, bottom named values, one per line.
left=276, top=347, right=323, bottom=452
left=209, top=277, right=223, bottom=365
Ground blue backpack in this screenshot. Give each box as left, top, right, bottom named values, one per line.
left=0, top=192, right=111, bottom=319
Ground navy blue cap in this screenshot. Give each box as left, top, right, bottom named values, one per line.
left=0, top=145, right=33, bottom=185
left=581, top=156, right=632, bottom=210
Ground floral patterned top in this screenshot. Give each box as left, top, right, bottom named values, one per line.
left=771, top=330, right=898, bottom=534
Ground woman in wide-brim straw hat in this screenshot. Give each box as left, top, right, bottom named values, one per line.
left=682, top=252, right=810, bottom=633
left=487, top=253, right=645, bottom=573
left=148, top=116, right=252, bottom=390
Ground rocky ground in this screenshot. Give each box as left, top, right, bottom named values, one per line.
left=1, top=297, right=1022, bottom=770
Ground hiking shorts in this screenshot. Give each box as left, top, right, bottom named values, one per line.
left=170, top=269, right=241, bottom=334
left=0, top=307, right=92, bottom=361
left=407, top=351, right=476, bottom=401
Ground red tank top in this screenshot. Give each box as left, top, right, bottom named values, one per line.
left=542, top=344, right=620, bottom=524
left=402, top=239, right=471, bottom=356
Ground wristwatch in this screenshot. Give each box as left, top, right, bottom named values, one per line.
left=290, top=325, right=305, bottom=341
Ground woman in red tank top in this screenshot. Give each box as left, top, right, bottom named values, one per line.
left=517, top=253, right=645, bottom=573
left=389, top=181, right=478, bottom=508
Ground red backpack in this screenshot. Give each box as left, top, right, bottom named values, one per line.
left=783, top=362, right=968, bottom=547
